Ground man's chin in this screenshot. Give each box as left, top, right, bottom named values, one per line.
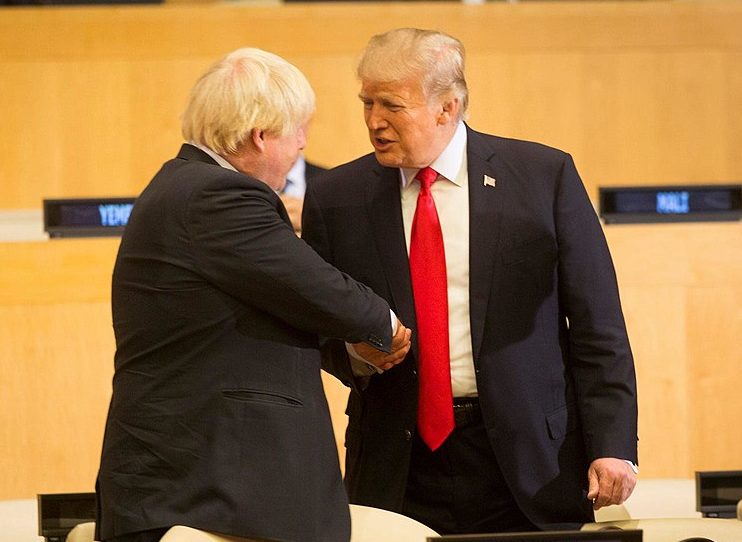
left=373, top=150, right=402, bottom=168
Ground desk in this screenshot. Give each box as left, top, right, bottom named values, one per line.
left=583, top=517, right=742, bottom=542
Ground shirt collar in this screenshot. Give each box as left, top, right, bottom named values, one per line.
left=400, top=121, right=467, bottom=188
left=189, top=142, right=238, bottom=172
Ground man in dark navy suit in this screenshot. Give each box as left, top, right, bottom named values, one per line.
left=302, top=28, right=638, bottom=535
left=96, top=47, right=410, bottom=542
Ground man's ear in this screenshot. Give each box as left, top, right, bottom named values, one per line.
left=251, top=128, right=266, bottom=152
left=438, top=96, right=460, bottom=126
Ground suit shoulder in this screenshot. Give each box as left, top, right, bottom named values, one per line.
left=468, top=128, right=583, bottom=197
left=317, top=153, right=378, bottom=179
left=304, top=160, right=328, bottom=181
left=310, top=153, right=380, bottom=192
left=168, top=158, right=275, bottom=195
left=470, top=128, right=571, bottom=164
left=141, top=157, right=278, bottom=216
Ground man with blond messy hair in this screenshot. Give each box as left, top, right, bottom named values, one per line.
left=96, top=47, right=410, bottom=542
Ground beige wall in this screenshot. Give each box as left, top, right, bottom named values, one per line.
left=2, top=1, right=741, bottom=207
left=1, top=1, right=741, bottom=499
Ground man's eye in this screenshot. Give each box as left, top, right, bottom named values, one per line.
left=386, top=104, right=403, bottom=112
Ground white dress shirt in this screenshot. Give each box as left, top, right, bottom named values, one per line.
left=400, top=121, right=477, bottom=398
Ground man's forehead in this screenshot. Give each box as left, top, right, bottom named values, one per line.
left=359, top=79, right=425, bottom=101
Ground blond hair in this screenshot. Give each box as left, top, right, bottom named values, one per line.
left=182, top=48, right=315, bottom=155
left=357, top=28, right=468, bottom=120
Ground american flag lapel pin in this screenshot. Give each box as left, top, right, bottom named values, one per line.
left=483, top=175, right=496, bottom=188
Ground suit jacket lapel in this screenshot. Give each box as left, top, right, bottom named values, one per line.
left=467, top=128, right=505, bottom=362
left=365, top=164, right=419, bottom=344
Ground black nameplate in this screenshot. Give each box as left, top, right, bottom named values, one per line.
left=696, top=470, right=742, bottom=518
left=37, top=492, right=96, bottom=541
left=599, top=184, right=741, bottom=224
left=43, top=197, right=136, bottom=238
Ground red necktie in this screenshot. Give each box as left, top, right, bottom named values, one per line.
left=409, top=166, right=454, bottom=451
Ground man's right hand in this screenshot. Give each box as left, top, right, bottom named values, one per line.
left=351, top=321, right=412, bottom=372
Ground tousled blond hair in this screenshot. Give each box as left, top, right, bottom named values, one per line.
left=357, top=28, right=468, bottom=120
left=182, top=48, right=315, bottom=155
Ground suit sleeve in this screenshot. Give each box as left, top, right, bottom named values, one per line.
left=301, top=178, right=362, bottom=389
left=555, top=154, right=638, bottom=464
left=184, top=175, right=392, bottom=352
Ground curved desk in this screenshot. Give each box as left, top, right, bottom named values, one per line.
left=583, top=517, right=742, bottom=542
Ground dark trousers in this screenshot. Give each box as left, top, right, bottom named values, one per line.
left=402, top=413, right=536, bottom=535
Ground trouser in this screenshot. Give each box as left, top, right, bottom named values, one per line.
left=402, top=398, right=536, bottom=535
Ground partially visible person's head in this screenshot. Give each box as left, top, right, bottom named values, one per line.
left=182, top=48, right=314, bottom=189
left=356, top=28, right=468, bottom=169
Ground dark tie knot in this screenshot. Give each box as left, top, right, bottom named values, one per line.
left=416, top=166, right=439, bottom=190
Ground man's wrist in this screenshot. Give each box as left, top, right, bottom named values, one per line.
left=345, top=343, right=383, bottom=375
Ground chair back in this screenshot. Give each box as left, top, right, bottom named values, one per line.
left=65, top=521, right=96, bottom=542
left=349, top=503, right=439, bottom=542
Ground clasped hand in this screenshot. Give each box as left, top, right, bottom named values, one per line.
left=351, top=321, right=412, bottom=372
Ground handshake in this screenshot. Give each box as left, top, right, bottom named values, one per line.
left=352, top=320, right=413, bottom=372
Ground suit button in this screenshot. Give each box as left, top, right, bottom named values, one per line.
left=404, top=429, right=412, bottom=440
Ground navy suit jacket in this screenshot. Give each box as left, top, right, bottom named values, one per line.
left=304, top=159, right=327, bottom=183
left=302, top=126, right=638, bottom=529
left=96, top=144, right=392, bottom=542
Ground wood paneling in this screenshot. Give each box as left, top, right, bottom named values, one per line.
left=0, top=240, right=119, bottom=498
left=606, top=223, right=742, bottom=477
left=1, top=2, right=741, bottom=208
left=1, top=1, right=741, bottom=499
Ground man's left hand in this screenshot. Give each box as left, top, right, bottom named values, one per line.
left=587, top=457, right=637, bottom=510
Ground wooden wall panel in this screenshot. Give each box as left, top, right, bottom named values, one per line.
left=0, top=303, right=114, bottom=496
left=1, top=1, right=741, bottom=500
left=2, top=224, right=740, bottom=500
left=605, top=223, right=742, bottom=478
left=1, top=2, right=741, bottom=207
left=0, top=240, right=119, bottom=499
left=687, top=286, right=742, bottom=472
left=618, top=285, right=690, bottom=477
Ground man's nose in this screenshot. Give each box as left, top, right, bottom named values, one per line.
left=365, top=105, right=387, bottom=130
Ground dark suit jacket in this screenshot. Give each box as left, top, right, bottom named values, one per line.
left=96, top=144, right=392, bottom=542
left=304, top=159, right=327, bottom=183
left=301, top=126, right=638, bottom=530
